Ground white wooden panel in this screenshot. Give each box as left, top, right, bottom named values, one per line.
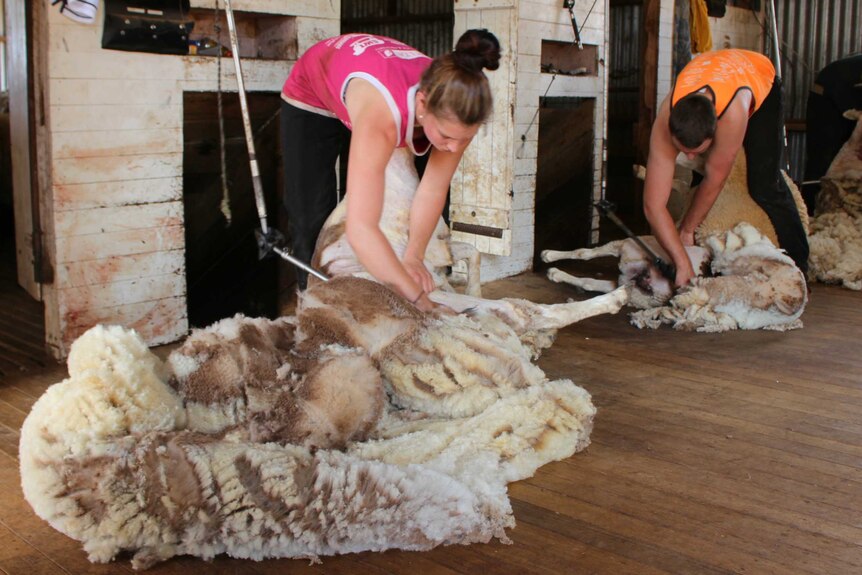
left=56, top=250, right=186, bottom=288
left=54, top=178, right=183, bottom=211
left=450, top=6, right=516, bottom=256
left=183, top=57, right=288, bottom=91
left=59, top=296, right=189, bottom=353
left=54, top=225, right=185, bottom=263
left=47, top=20, right=104, bottom=53
left=55, top=202, right=184, bottom=237
left=50, top=104, right=181, bottom=132
left=53, top=129, right=182, bottom=159
left=455, top=0, right=516, bottom=9
left=52, top=153, right=182, bottom=185
left=49, top=50, right=187, bottom=80
left=50, top=78, right=181, bottom=106
left=59, top=274, right=185, bottom=312
left=190, top=0, right=338, bottom=18
left=295, top=17, right=341, bottom=54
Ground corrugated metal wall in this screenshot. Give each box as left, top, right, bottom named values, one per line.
left=341, top=0, right=454, bottom=57
left=774, top=0, right=862, bottom=181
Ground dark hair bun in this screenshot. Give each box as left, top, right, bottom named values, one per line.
left=453, top=29, right=501, bottom=72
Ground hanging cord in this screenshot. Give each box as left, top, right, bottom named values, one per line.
left=215, top=0, right=232, bottom=224
left=518, top=0, right=600, bottom=150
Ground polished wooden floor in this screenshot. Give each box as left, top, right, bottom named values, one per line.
left=1, top=264, right=861, bottom=574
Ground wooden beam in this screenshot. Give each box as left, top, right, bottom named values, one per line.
left=636, top=0, right=660, bottom=166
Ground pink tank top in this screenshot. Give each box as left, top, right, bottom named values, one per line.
left=282, top=34, right=433, bottom=154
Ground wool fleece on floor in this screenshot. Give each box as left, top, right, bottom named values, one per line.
left=19, top=277, right=596, bottom=569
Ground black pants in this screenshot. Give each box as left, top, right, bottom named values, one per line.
left=280, top=100, right=350, bottom=289
left=743, top=78, right=809, bottom=274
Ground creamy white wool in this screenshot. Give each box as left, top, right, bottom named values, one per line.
left=807, top=110, right=862, bottom=290
left=630, top=223, right=807, bottom=332
left=809, top=213, right=862, bottom=290
left=20, top=306, right=595, bottom=569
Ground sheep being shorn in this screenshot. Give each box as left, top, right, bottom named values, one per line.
left=20, top=148, right=628, bottom=569
left=808, top=109, right=862, bottom=290
left=543, top=222, right=807, bottom=332
left=629, top=223, right=808, bottom=331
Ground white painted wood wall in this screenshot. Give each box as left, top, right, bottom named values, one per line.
left=450, top=0, right=609, bottom=282
left=39, top=0, right=338, bottom=357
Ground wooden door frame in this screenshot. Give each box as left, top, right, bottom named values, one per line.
left=7, top=0, right=50, bottom=299
left=636, top=0, right=659, bottom=166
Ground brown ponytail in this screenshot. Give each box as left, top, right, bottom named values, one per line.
left=419, top=29, right=501, bottom=126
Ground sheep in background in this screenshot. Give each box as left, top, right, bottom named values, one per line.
left=541, top=148, right=809, bottom=332
left=808, top=109, right=862, bottom=290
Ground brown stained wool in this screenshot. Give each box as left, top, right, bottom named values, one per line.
left=234, top=455, right=311, bottom=525
left=237, top=324, right=286, bottom=386
left=247, top=390, right=309, bottom=444
left=181, top=347, right=245, bottom=404
left=410, top=374, right=437, bottom=395
left=172, top=320, right=297, bottom=404
left=56, top=455, right=114, bottom=522
left=296, top=308, right=361, bottom=353
left=311, top=221, right=346, bottom=272
left=308, top=277, right=423, bottom=324
left=712, top=258, right=806, bottom=311
left=139, top=433, right=217, bottom=533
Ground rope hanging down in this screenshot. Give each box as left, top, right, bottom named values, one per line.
left=215, top=0, right=231, bottom=223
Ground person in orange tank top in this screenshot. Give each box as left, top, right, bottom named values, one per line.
left=643, top=49, right=809, bottom=288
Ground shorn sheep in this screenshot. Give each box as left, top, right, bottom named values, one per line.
left=808, top=109, right=862, bottom=290
left=20, top=148, right=628, bottom=569
left=542, top=151, right=809, bottom=332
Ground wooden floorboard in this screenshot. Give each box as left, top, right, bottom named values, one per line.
left=1, top=270, right=861, bottom=574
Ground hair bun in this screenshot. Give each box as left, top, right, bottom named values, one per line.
left=453, top=29, right=501, bottom=72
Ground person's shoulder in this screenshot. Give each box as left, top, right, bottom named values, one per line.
left=723, top=89, right=752, bottom=121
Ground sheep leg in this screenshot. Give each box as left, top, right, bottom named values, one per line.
left=547, top=267, right=617, bottom=293
left=520, top=286, right=629, bottom=330
left=541, top=240, right=626, bottom=263
left=430, top=286, right=629, bottom=332
left=448, top=241, right=483, bottom=298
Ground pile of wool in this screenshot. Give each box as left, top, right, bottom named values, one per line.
left=19, top=278, right=595, bottom=569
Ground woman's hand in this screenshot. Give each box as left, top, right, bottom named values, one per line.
left=402, top=255, right=436, bottom=294
left=679, top=228, right=696, bottom=246
left=410, top=291, right=456, bottom=315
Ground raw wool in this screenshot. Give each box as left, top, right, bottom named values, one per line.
left=630, top=223, right=807, bottom=332
left=19, top=277, right=596, bottom=569
left=688, top=152, right=810, bottom=245
left=312, top=147, right=482, bottom=297
left=808, top=110, right=862, bottom=290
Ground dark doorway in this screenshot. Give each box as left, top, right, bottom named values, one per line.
left=533, top=96, right=596, bottom=268
left=183, top=91, right=282, bottom=328
left=606, top=0, right=650, bottom=239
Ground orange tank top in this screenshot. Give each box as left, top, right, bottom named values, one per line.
left=671, top=50, right=775, bottom=117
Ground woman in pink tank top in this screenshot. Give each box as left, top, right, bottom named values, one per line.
left=280, top=30, right=500, bottom=311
